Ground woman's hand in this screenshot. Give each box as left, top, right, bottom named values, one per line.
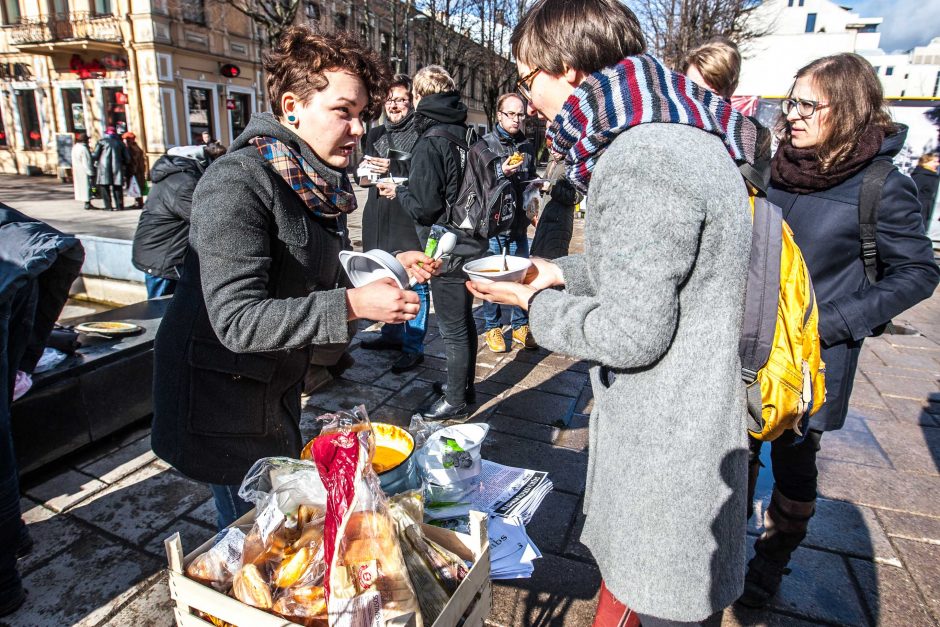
left=346, top=278, right=420, bottom=322
left=376, top=182, right=397, bottom=199
left=466, top=280, right=537, bottom=311
left=523, top=257, right=565, bottom=290
left=365, top=156, right=391, bottom=175
left=397, top=251, right=441, bottom=284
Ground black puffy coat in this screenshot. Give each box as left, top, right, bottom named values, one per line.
left=769, top=128, right=940, bottom=432
left=132, top=154, right=205, bottom=280
left=481, top=128, right=537, bottom=239
left=395, top=91, right=488, bottom=264
left=360, top=121, right=421, bottom=253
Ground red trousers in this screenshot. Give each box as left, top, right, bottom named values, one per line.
left=594, top=581, right=641, bottom=627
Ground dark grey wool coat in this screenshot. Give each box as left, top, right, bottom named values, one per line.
left=150, top=113, right=352, bottom=486
left=529, top=124, right=752, bottom=621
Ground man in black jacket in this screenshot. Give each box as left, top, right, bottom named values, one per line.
left=480, top=93, right=538, bottom=353
left=132, top=143, right=226, bottom=298
left=377, top=65, right=488, bottom=421
left=357, top=75, right=429, bottom=373
left=91, top=126, right=130, bottom=211
left=911, top=152, right=938, bottom=229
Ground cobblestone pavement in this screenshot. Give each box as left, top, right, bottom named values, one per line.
left=3, top=175, right=940, bottom=626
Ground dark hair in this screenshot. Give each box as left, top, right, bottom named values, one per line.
left=510, top=0, right=646, bottom=75
left=778, top=53, right=895, bottom=172
left=389, top=73, right=412, bottom=95
left=264, top=25, right=390, bottom=119
left=203, top=141, right=227, bottom=162
left=75, top=132, right=88, bottom=143
left=681, top=36, right=741, bottom=99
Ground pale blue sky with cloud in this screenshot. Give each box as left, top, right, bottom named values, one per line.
left=849, top=0, right=940, bottom=52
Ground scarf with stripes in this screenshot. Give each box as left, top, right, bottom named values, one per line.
left=251, top=136, right=356, bottom=217
left=547, top=54, right=757, bottom=194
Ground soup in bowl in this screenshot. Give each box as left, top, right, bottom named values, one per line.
left=463, top=255, right=532, bottom=284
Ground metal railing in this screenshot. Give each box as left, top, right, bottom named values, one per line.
left=9, top=12, right=123, bottom=46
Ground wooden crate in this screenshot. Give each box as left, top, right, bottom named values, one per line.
left=165, top=510, right=491, bottom=627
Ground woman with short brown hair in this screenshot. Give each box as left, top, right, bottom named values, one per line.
left=151, top=26, right=438, bottom=529
left=744, top=52, right=940, bottom=608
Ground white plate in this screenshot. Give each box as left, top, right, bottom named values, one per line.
left=74, top=321, right=143, bottom=335
left=376, top=177, right=407, bottom=185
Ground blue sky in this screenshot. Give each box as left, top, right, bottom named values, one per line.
left=849, top=0, right=940, bottom=52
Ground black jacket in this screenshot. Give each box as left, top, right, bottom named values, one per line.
left=131, top=154, right=205, bottom=280
left=151, top=113, right=353, bottom=485
left=360, top=120, right=421, bottom=253
left=395, top=91, right=488, bottom=264
left=481, top=127, right=537, bottom=239
left=911, top=165, right=939, bottom=227
left=769, top=127, right=940, bottom=431
left=91, top=134, right=129, bottom=186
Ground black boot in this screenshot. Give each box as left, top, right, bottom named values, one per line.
left=432, top=381, right=476, bottom=404
left=739, top=488, right=815, bottom=608
left=414, top=394, right=469, bottom=422
left=746, top=457, right=762, bottom=521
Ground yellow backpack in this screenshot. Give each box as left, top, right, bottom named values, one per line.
left=740, top=195, right=826, bottom=441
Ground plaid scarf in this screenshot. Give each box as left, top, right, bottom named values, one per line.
left=548, top=54, right=757, bottom=194
left=251, top=136, right=357, bottom=217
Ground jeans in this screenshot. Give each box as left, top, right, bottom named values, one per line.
left=482, top=234, right=529, bottom=330
left=100, top=184, right=124, bottom=211
left=430, top=270, right=477, bottom=405
left=145, top=274, right=177, bottom=299
left=380, top=281, right=429, bottom=354
left=748, top=429, right=823, bottom=502
left=209, top=483, right=254, bottom=532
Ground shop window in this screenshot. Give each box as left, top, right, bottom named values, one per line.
left=0, top=107, right=7, bottom=147
left=16, top=90, right=42, bottom=151
left=187, top=85, right=215, bottom=144
left=182, top=0, right=205, bottom=24
left=101, top=86, right=128, bottom=134
left=229, top=92, right=251, bottom=140
left=94, top=0, right=112, bottom=15
left=2, top=0, right=21, bottom=24
left=62, top=88, right=84, bottom=133
left=805, top=13, right=816, bottom=33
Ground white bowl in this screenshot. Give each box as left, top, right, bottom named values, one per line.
left=339, top=249, right=409, bottom=289
left=463, top=255, right=532, bottom=284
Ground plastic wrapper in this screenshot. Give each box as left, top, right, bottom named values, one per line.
left=408, top=414, right=446, bottom=451
left=310, top=406, right=422, bottom=627
left=185, top=527, right=247, bottom=592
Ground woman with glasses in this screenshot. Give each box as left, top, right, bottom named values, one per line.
left=741, top=53, right=939, bottom=608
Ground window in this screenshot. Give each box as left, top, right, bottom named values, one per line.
left=93, top=0, right=111, bottom=15
left=61, top=88, right=84, bottom=133
left=2, top=0, right=21, bottom=24
left=934, top=71, right=939, bottom=97
left=787, top=0, right=793, bottom=6
left=182, top=0, right=205, bottom=24
left=873, top=66, right=880, bottom=74
left=229, top=92, right=251, bottom=140
left=900, top=90, right=905, bottom=97
left=380, top=31, right=390, bottom=59
left=798, top=0, right=804, bottom=5
left=305, top=1, right=319, bottom=20
left=805, top=13, right=816, bottom=33
left=0, top=106, right=7, bottom=147
left=159, top=87, right=178, bottom=149
left=334, top=12, right=347, bottom=30
left=859, top=24, right=878, bottom=33
left=187, top=85, right=215, bottom=144
left=101, top=86, right=128, bottom=134
left=16, top=90, right=42, bottom=151
left=885, top=66, right=894, bottom=76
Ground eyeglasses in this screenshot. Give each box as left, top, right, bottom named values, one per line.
left=516, top=67, right=541, bottom=102
left=499, top=111, right=526, bottom=120
left=781, top=97, right=829, bottom=118
left=385, top=97, right=410, bottom=105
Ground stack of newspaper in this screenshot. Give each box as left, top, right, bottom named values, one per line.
left=488, top=515, right=542, bottom=579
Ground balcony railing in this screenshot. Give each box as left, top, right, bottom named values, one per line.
left=9, top=12, right=123, bottom=46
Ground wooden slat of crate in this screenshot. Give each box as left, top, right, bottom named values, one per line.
left=165, top=511, right=490, bottom=627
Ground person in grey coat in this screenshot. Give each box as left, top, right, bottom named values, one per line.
left=91, top=126, right=130, bottom=211
left=468, top=1, right=756, bottom=624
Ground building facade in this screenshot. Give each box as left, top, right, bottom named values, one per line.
left=0, top=0, right=502, bottom=176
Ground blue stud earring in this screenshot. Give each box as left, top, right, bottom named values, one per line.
left=287, top=114, right=297, bottom=124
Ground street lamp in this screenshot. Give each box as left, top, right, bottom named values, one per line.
left=403, top=14, right=428, bottom=76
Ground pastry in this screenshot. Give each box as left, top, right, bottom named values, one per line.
left=232, top=563, right=273, bottom=609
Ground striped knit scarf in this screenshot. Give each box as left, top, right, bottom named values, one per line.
left=548, top=54, right=757, bottom=194
left=251, top=136, right=357, bottom=217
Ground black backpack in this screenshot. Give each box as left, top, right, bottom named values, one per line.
left=858, top=159, right=894, bottom=335
left=423, top=126, right=517, bottom=239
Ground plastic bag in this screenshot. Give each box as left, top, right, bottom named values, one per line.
left=185, top=527, right=247, bottom=592
left=415, top=423, right=489, bottom=487
left=310, top=406, right=421, bottom=627
left=408, top=414, right=446, bottom=450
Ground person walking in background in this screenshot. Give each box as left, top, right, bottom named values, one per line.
left=468, top=0, right=758, bottom=623
left=91, top=126, right=129, bottom=211
left=377, top=65, right=488, bottom=421
left=480, top=93, right=539, bottom=353
left=911, top=152, right=939, bottom=229
left=123, top=131, right=148, bottom=209
left=741, top=53, right=940, bottom=608
left=681, top=37, right=741, bottom=101
left=357, top=74, right=429, bottom=374
left=132, top=143, right=227, bottom=298
left=71, top=132, right=95, bottom=211
left=529, top=143, right=580, bottom=260
left=150, top=27, right=437, bottom=530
